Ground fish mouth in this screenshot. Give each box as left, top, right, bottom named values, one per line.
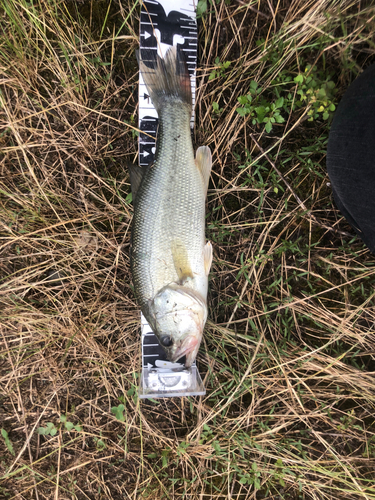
left=170, top=335, right=200, bottom=368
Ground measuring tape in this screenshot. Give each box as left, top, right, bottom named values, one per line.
left=138, top=0, right=198, bottom=167
left=137, top=0, right=205, bottom=399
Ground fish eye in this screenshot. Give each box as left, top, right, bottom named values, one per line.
left=160, top=336, right=173, bottom=347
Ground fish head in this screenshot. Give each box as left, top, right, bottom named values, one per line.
left=149, top=283, right=207, bottom=367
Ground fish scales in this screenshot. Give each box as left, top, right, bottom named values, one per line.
left=132, top=103, right=205, bottom=306
left=131, top=46, right=212, bottom=367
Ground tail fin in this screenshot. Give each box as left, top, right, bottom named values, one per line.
left=137, top=46, right=192, bottom=114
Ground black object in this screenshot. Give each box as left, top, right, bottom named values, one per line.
left=327, top=63, right=375, bottom=253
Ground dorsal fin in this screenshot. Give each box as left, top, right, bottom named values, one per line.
left=128, top=163, right=150, bottom=202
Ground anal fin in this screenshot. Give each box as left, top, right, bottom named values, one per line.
left=204, top=241, right=213, bottom=276
left=195, top=146, right=212, bottom=197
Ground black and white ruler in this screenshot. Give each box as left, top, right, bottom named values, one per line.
left=137, top=0, right=205, bottom=399
left=139, top=315, right=205, bottom=399
left=138, top=0, right=198, bottom=167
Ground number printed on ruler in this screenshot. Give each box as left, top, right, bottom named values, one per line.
left=139, top=0, right=197, bottom=167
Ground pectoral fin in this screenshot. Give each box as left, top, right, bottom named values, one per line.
left=128, top=163, right=150, bottom=202
left=204, top=241, right=213, bottom=276
left=171, top=239, right=194, bottom=283
left=195, top=146, right=212, bottom=196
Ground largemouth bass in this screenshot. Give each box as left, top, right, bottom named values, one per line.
left=130, top=46, right=212, bottom=368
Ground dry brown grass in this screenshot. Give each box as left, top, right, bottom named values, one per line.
left=1, top=0, right=375, bottom=498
